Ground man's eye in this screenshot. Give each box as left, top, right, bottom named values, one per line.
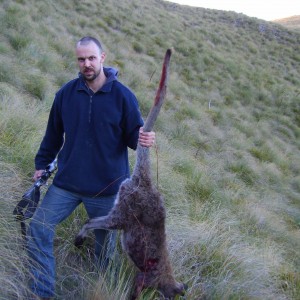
left=78, top=58, right=85, bottom=62
left=89, top=56, right=96, bottom=61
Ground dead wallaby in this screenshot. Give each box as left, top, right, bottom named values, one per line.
left=75, top=49, right=187, bottom=300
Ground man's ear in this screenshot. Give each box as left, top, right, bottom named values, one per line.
left=100, top=51, right=106, bottom=63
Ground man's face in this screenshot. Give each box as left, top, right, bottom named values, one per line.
left=76, top=42, right=106, bottom=82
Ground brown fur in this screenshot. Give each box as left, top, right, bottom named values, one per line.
left=75, top=49, right=186, bottom=299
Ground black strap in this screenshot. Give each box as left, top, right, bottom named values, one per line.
left=13, top=159, right=57, bottom=243
left=13, top=185, right=41, bottom=220
left=13, top=186, right=41, bottom=245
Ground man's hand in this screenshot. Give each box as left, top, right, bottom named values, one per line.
left=139, top=127, right=155, bottom=147
left=33, top=170, right=44, bottom=181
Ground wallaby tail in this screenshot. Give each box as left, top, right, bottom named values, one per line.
left=142, top=49, right=172, bottom=132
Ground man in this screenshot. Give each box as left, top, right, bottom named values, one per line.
left=27, top=36, right=155, bottom=300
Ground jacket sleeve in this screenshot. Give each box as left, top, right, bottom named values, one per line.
left=35, top=95, right=64, bottom=170
left=122, top=94, right=144, bottom=150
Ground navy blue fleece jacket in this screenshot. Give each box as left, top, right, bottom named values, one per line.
left=35, top=67, right=144, bottom=196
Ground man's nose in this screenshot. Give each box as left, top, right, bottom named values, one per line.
left=83, top=58, right=91, bottom=66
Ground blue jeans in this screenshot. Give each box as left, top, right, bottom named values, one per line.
left=27, top=184, right=116, bottom=298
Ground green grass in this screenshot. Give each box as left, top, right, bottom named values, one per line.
left=0, top=0, right=300, bottom=299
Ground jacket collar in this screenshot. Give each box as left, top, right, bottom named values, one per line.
left=77, top=66, right=118, bottom=93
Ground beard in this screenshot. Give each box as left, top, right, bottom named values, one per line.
left=82, top=67, right=101, bottom=82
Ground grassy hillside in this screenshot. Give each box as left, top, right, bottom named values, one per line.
left=273, top=15, right=300, bottom=31
left=0, top=0, right=300, bottom=299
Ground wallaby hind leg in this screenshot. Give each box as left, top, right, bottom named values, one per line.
left=74, top=215, right=121, bottom=247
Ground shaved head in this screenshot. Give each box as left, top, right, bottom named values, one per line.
left=76, top=36, right=103, bottom=53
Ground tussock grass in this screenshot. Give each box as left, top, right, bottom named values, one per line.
left=0, top=162, right=32, bottom=299
left=0, top=84, right=46, bottom=173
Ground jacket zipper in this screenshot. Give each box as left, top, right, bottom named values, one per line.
left=89, top=95, right=93, bottom=123
left=84, top=81, right=93, bottom=124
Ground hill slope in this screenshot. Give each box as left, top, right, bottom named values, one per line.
left=0, top=0, right=299, bottom=299
left=273, top=15, right=300, bottom=31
